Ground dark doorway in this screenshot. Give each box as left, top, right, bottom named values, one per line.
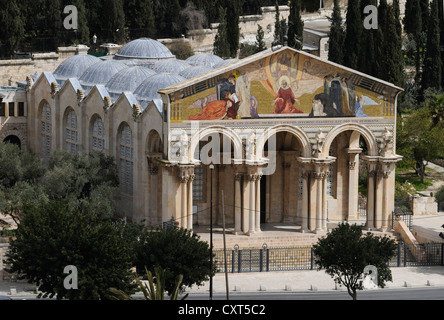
left=260, top=175, right=266, bottom=223
left=3, top=135, right=21, bottom=149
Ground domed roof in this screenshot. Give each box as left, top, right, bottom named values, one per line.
left=213, top=58, right=240, bottom=69
left=115, top=38, right=175, bottom=60
left=134, top=73, right=186, bottom=108
left=150, top=59, right=191, bottom=74
left=79, top=60, right=126, bottom=93
left=178, top=65, right=212, bottom=79
left=185, top=53, right=223, bottom=68
left=105, top=66, right=157, bottom=101
left=53, top=54, right=101, bottom=85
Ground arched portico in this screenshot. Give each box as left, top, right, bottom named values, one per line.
left=189, top=125, right=243, bottom=164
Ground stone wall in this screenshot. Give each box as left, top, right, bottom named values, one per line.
left=0, top=46, right=87, bottom=87
left=412, top=196, right=438, bottom=216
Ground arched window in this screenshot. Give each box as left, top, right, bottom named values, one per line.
left=65, top=109, right=78, bottom=154
left=119, top=124, right=133, bottom=195
left=92, top=117, right=105, bottom=152
left=41, top=102, right=52, bottom=159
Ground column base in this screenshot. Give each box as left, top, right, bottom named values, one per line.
left=314, top=228, right=326, bottom=235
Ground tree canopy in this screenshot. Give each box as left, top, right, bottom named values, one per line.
left=313, top=223, right=397, bottom=300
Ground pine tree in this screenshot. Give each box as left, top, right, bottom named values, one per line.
left=287, top=0, right=304, bottom=49
left=357, top=0, right=377, bottom=76
left=344, top=0, right=362, bottom=69
left=421, top=0, right=442, bottom=91
left=213, top=6, right=231, bottom=58
left=328, top=0, right=345, bottom=64
left=0, top=0, right=25, bottom=57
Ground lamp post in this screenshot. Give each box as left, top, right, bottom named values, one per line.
left=209, top=164, right=214, bottom=300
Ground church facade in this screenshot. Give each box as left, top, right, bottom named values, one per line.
left=0, top=39, right=403, bottom=235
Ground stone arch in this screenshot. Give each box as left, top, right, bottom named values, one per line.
left=3, top=135, right=21, bottom=148
left=117, top=121, right=134, bottom=195
left=63, top=106, right=79, bottom=153
left=89, top=114, right=105, bottom=152
left=38, top=99, right=52, bottom=158
left=147, top=129, right=163, bottom=154
left=190, top=125, right=242, bottom=163
left=257, top=124, right=312, bottom=159
left=0, top=128, right=26, bottom=149
left=323, top=123, right=378, bottom=156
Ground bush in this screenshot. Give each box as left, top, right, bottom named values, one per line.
left=134, top=227, right=215, bottom=294
left=435, top=185, right=444, bottom=204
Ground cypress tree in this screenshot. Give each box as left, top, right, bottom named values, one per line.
left=358, top=0, right=377, bottom=76
left=274, top=1, right=283, bottom=45
left=101, top=0, right=126, bottom=43
left=343, top=0, right=362, bottom=69
left=219, top=0, right=241, bottom=58
left=380, top=4, right=405, bottom=86
left=125, top=0, right=156, bottom=39
left=287, top=0, right=304, bottom=49
left=403, top=0, right=415, bottom=34
left=440, top=0, right=444, bottom=89
left=213, top=6, right=231, bottom=58
left=421, top=0, right=442, bottom=91
left=0, top=0, right=25, bottom=57
left=328, top=0, right=345, bottom=65
left=255, top=25, right=267, bottom=53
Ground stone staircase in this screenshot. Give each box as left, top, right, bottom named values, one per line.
left=195, top=224, right=400, bottom=250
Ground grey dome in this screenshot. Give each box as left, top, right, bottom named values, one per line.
left=213, top=58, right=240, bottom=69
left=179, top=66, right=212, bottom=79
left=53, top=54, right=100, bottom=86
left=105, top=66, right=157, bottom=101
left=134, top=73, right=186, bottom=109
left=150, top=59, right=191, bottom=74
left=185, top=53, right=223, bottom=68
left=115, top=38, right=175, bottom=60
left=79, top=60, right=126, bottom=93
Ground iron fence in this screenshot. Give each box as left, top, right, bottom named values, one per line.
left=214, top=242, right=444, bottom=273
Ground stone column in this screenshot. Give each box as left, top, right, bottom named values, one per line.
left=255, top=173, right=262, bottom=232
left=301, top=170, right=310, bottom=232
left=180, top=174, right=189, bottom=229
left=234, top=172, right=242, bottom=235
left=366, top=164, right=376, bottom=230
left=187, top=173, right=195, bottom=230
left=312, top=158, right=334, bottom=233
left=379, top=159, right=401, bottom=231
left=314, top=172, right=324, bottom=233
left=242, top=173, right=250, bottom=234
left=248, top=173, right=256, bottom=235
left=347, top=148, right=362, bottom=221
left=374, top=166, right=384, bottom=230
left=297, top=158, right=312, bottom=233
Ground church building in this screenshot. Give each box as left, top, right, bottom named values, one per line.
left=0, top=38, right=403, bottom=236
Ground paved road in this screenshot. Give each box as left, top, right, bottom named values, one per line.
left=187, top=287, right=444, bottom=300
